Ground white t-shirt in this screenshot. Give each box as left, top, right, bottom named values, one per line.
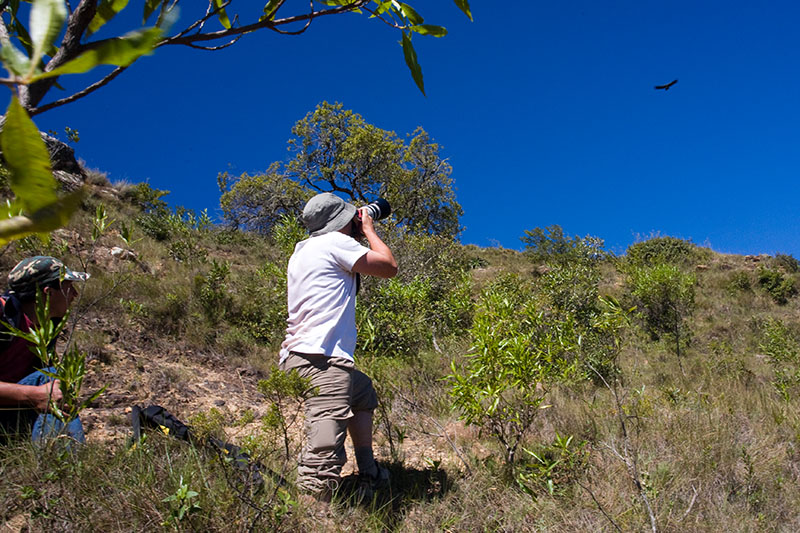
left=279, top=231, right=369, bottom=363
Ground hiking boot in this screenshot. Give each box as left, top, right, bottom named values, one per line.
left=355, top=464, right=390, bottom=503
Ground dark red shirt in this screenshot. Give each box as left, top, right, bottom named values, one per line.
left=0, top=295, right=37, bottom=384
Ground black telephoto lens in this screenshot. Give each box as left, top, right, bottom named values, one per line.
left=364, top=198, right=391, bottom=221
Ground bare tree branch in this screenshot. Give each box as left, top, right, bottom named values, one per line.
left=29, top=65, right=128, bottom=116
left=161, top=1, right=370, bottom=47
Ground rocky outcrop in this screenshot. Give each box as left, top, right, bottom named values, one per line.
left=43, top=133, right=86, bottom=191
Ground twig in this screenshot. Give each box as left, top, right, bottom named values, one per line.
left=576, top=480, right=623, bottom=533
left=588, top=363, right=658, bottom=533
left=678, top=484, right=699, bottom=522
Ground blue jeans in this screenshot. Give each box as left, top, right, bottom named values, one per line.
left=0, top=368, right=85, bottom=444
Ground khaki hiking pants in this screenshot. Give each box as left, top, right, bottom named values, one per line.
left=280, top=352, right=378, bottom=494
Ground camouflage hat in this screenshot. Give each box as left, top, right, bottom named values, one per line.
left=8, top=256, right=90, bottom=299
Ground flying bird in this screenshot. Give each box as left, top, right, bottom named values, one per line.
left=654, top=79, right=678, bottom=91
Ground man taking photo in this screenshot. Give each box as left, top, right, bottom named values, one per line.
left=279, top=192, right=397, bottom=502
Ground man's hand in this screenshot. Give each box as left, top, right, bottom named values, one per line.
left=27, top=380, right=62, bottom=412
left=358, top=207, right=376, bottom=235
left=352, top=208, right=398, bottom=279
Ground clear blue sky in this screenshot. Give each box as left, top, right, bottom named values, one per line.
left=18, top=1, right=800, bottom=257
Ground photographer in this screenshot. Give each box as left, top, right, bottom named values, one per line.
left=279, top=192, right=397, bottom=502
left=0, top=256, right=89, bottom=443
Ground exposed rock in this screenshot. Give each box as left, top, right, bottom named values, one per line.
left=111, top=246, right=137, bottom=261
left=696, top=264, right=709, bottom=271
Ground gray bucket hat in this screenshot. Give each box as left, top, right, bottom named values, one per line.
left=8, top=256, right=90, bottom=299
left=302, top=193, right=357, bottom=237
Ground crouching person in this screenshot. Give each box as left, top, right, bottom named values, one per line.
left=0, top=256, right=89, bottom=444
left=280, top=193, right=398, bottom=502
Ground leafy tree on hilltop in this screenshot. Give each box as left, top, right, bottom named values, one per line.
left=220, top=102, right=463, bottom=238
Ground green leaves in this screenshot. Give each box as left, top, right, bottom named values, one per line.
left=1, top=96, right=57, bottom=213
left=213, top=0, right=232, bottom=29
left=261, top=0, right=282, bottom=21
left=452, top=0, right=473, bottom=21
left=29, top=0, right=66, bottom=69
left=87, top=0, right=131, bottom=37
left=411, top=24, right=447, bottom=37
left=32, top=27, right=163, bottom=80
left=0, top=191, right=84, bottom=246
left=0, top=96, right=83, bottom=245
left=401, top=32, right=424, bottom=96
left=398, top=2, right=423, bottom=25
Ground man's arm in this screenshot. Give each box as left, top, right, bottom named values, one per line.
left=0, top=380, right=61, bottom=411
left=352, top=208, right=398, bottom=279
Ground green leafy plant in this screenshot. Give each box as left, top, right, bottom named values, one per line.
left=757, top=267, right=797, bottom=304
left=517, top=433, right=589, bottom=498
left=626, top=235, right=709, bottom=268
left=256, top=366, right=313, bottom=460
left=449, top=275, right=581, bottom=470
left=627, top=263, right=696, bottom=371
left=760, top=318, right=800, bottom=401
left=521, top=225, right=605, bottom=267
left=161, top=476, right=201, bottom=528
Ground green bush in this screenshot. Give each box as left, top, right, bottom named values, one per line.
left=627, top=263, right=696, bottom=361
left=194, top=260, right=232, bottom=325
left=357, top=277, right=433, bottom=358
left=449, top=274, right=581, bottom=470
left=760, top=318, right=800, bottom=401
left=521, top=225, right=605, bottom=267
left=517, top=433, right=589, bottom=498
left=226, top=261, right=287, bottom=348
left=727, top=271, right=752, bottom=294
left=539, top=261, right=600, bottom=326
left=626, top=236, right=708, bottom=268
left=757, top=267, right=797, bottom=304
left=772, top=254, right=800, bottom=273
left=359, top=229, right=475, bottom=352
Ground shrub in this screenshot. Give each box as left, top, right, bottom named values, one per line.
left=627, top=263, right=696, bottom=364
left=757, top=267, right=797, bottom=304
left=521, top=225, right=605, bottom=267
left=760, top=318, right=800, bottom=401
left=226, top=262, right=287, bottom=348
left=626, top=236, right=708, bottom=268
left=517, top=433, right=589, bottom=498
left=357, top=277, right=433, bottom=358
left=194, top=260, right=232, bottom=325
left=538, top=261, right=600, bottom=326
left=772, top=254, right=800, bottom=273
left=449, top=274, right=581, bottom=470
left=727, top=271, right=752, bottom=294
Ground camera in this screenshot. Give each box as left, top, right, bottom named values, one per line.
left=361, top=198, right=391, bottom=221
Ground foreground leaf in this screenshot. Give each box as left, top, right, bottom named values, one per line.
left=213, top=0, right=231, bottom=29
left=32, top=26, right=163, bottom=80
left=87, top=0, right=131, bottom=37
left=453, top=0, right=473, bottom=21
left=29, top=0, right=67, bottom=69
left=401, top=31, right=424, bottom=96
left=1, top=96, right=57, bottom=213
left=0, top=189, right=84, bottom=246
left=411, top=24, right=447, bottom=37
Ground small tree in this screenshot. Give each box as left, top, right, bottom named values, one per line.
left=448, top=275, right=581, bottom=471
left=627, top=263, right=696, bottom=372
left=521, top=225, right=605, bottom=267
